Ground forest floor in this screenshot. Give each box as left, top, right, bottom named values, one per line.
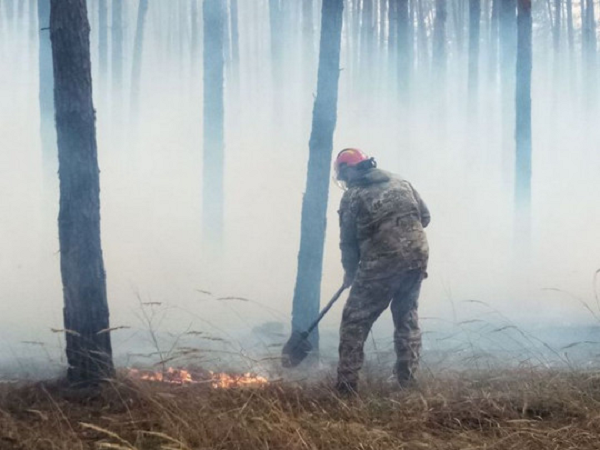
left=1, top=369, right=600, bottom=449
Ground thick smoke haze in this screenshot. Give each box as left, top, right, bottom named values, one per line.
left=0, top=0, right=599, bottom=376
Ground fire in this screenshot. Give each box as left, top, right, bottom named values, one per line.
left=210, top=372, right=269, bottom=389
left=128, top=367, right=268, bottom=388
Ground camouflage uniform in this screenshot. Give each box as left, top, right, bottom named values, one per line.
left=337, top=168, right=430, bottom=386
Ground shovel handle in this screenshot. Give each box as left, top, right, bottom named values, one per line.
left=305, top=284, right=347, bottom=335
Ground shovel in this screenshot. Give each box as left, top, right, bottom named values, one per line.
left=281, top=284, right=347, bottom=368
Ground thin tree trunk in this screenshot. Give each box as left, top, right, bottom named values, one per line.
left=50, top=0, right=114, bottom=385
left=389, top=0, right=398, bottom=78
left=191, top=0, right=201, bottom=78
left=98, top=0, right=108, bottom=103
left=468, top=0, right=481, bottom=104
left=203, top=0, right=225, bottom=245
left=231, top=0, right=239, bottom=66
left=515, top=0, right=531, bottom=245
left=111, top=0, right=123, bottom=104
left=488, top=0, right=499, bottom=83
left=417, top=0, right=429, bottom=77
left=398, top=0, right=410, bottom=99
left=130, top=0, right=149, bottom=122
left=432, top=0, right=447, bottom=81
left=291, top=0, right=344, bottom=352
left=38, top=0, right=56, bottom=177
left=565, top=0, right=573, bottom=55
left=553, top=0, right=561, bottom=54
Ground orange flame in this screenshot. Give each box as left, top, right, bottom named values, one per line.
left=128, top=367, right=268, bottom=388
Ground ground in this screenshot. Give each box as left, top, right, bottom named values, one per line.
left=0, top=369, right=599, bottom=449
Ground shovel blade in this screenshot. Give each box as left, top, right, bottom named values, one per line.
left=281, top=330, right=313, bottom=368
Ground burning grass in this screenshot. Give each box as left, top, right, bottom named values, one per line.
left=1, top=369, right=600, bottom=449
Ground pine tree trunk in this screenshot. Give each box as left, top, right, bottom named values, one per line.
left=468, top=0, right=481, bottom=104
left=112, top=0, right=123, bottom=102
left=50, top=0, right=114, bottom=386
left=130, top=0, right=149, bottom=121
left=515, top=0, right=531, bottom=244
left=191, top=0, right=201, bottom=78
left=98, top=0, right=108, bottom=103
left=398, top=0, right=410, bottom=99
left=38, top=0, right=56, bottom=177
left=432, top=0, right=447, bottom=80
left=553, top=0, right=561, bottom=54
left=231, top=0, right=239, bottom=66
left=203, top=0, right=225, bottom=245
left=291, top=0, right=344, bottom=352
left=488, top=0, right=499, bottom=83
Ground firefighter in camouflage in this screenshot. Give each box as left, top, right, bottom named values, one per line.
left=334, top=148, right=431, bottom=394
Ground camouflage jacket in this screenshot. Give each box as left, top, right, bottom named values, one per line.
left=338, top=168, right=430, bottom=281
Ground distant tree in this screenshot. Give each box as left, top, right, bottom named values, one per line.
left=553, top=0, right=561, bottom=55
left=112, top=0, right=123, bottom=102
left=468, top=0, right=481, bottom=105
left=50, top=0, right=115, bottom=385
left=291, top=0, right=344, bottom=352
left=191, top=0, right=201, bottom=77
left=515, top=0, right=531, bottom=244
left=488, top=0, right=499, bottom=83
left=269, top=0, right=284, bottom=84
left=231, top=0, right=240, bottom=67
left=432, top=0, right=447, bottom=81
left=499, top=0, right=516, bottom=87
left=203, top=0, right=225, bottom=245
left=131, top=0, right=149, bottom=121
left=302, top=0, right=314, bottom=69
left=565, top=0, right=573, bottom=60
left=582, top=0, right=597, bottom=103
left=38, top=0, right=56, bottom=176
left=416, top=0, right=429, bottom=76
left=98, top=0, right=108, bottom=103
left=397, top=0, right=411, bottom=100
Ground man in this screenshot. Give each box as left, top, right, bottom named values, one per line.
left=334, top=148, right=430, bottom=394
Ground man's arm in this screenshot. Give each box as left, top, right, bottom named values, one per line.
left=410, top=184, right=431, bottom=228
left=339, top=192, right=360, bottom=285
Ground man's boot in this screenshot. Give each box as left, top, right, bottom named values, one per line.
left=395, top=362, right=416, bottom=389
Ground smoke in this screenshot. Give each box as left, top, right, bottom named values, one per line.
left=0, top=1, right=599, bottom=376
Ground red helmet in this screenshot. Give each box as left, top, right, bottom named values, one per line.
left=333, top=148, right=370, bottom=179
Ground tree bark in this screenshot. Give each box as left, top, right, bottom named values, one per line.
left=50, top=0, right=114, bottom=385
left=38, top=0, right=56, bottom=177
left=291, top=0, right=344, bottom=352
left=130, top=0, right=149, bottom=121
left=203, top=0, right=225, bottom=246
left=515, top=0, right=531, bottom=245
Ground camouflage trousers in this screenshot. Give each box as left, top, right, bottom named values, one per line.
left=337, top=269, right=424, bottom=385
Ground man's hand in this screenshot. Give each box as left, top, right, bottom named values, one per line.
left=343, top=273, right=355, bottom=289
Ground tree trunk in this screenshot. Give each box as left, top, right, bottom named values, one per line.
left=98, top=0, right=108, bottom=103
left=389, top=0, right=398, bottom=78
left=191, top=0, right=201, bottom=78
left=302, top=0, right=315, bottom=68
left=111, top=0, right=123, bottom=103
left=488, top=0, right=499, bottom=83
left=499, top=0, right=516, bottom=88
left=515, top=0, right=531, bottom=245
left=360, top=0, right=375, bottom=84
left=565, top=0, right=573, bottom=56
left=432, top=0, right=447, bottom=80
left=50, top=0, right=114, bottom=385
left=398, top=0, right=410, bottom=99
left=231, top=0, right=239, bottom=66
left=468, top=0, right=481, bottom=104
left=130, top=0, right=149, bottom=122
left=269, top=0, right=283, bottom=84
left=553, top=0, right=561, bottom=54
left=203, top=0, right=225, bottom=245
left=291, top=0, right=344, bottom=352
left=38, top=0, right=56, bottom=177
left=416, top=0, right=429, bottom=76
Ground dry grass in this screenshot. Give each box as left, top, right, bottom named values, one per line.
left=1, top=369, right=600, bottom=449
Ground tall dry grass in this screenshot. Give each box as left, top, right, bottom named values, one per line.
left=1, top=369, right=600, bottom=449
